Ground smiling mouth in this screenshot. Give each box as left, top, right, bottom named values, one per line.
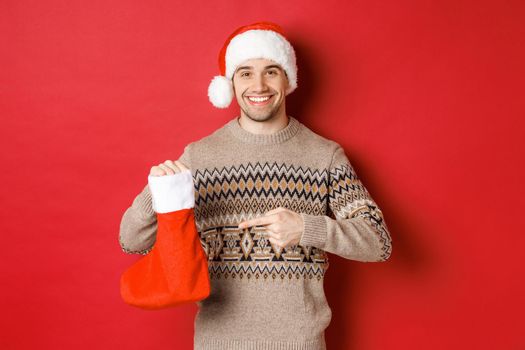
left=246, top=95, right=273, bottom=106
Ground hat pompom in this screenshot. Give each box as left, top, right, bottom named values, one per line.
left=208, top=75, right=233, bottom=108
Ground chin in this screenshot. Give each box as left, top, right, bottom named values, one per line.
left=243, top=109, right=279, bottom=122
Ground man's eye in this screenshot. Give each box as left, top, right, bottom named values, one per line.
left=267, top=70, right=277, bottom=75
left=241, top=72, right=250, bottom=77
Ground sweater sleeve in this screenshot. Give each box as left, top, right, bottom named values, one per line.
left=298, top=145, right=392, bottom=262
left=118, top=143, right=192, bottom=255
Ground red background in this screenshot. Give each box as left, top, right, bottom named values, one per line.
left=1, top=1, right=524, bottom=349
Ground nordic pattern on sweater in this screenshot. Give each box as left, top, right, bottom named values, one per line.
left=118, top=115, right=393, bottom=350
left=191, top=160, right=390, bottom=282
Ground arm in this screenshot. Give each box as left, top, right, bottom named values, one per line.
left=118, top=144, right=192, bottom=255
left=119, top=185, right=157, bottom=255
left=299, top=145, right=392, bottom=262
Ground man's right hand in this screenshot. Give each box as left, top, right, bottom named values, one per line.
left=149, top=160, right=189, bottom=176
left=147, top=160, right=194, bottom=214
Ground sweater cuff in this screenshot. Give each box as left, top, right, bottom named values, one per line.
left=147, top=170, right=195, bottom=214
left=299, top=213, right=327, bottom=248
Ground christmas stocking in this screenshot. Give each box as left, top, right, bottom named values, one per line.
left=120, top=169, right=210, bottom=310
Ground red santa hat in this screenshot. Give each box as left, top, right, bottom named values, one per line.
left=207, top=21, right=298, bottom=108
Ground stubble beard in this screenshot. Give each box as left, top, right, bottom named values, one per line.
left=240, top=98, right=282, bottom=123
left=241, top=107, right=276, bottom=122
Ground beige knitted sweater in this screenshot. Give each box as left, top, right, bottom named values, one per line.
left=119, top=116, right=392, bottom=350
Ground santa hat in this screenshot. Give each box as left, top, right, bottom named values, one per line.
left=207, top=21, right=298, bottom=108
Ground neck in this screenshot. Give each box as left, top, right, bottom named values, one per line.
left=238, top=103, right=289, bottom=135
left=227, top=115, right=300, bottom=145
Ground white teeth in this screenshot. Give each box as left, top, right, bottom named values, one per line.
left=248, top=96, right=270, bottom=102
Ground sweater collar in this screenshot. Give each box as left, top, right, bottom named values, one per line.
left=226, top=115, right=301, bottom=145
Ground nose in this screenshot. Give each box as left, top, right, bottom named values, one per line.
left=251, top=73, right=269, bottom=93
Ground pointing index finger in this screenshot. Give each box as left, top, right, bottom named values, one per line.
left=238, top=214, right=275, bottom=229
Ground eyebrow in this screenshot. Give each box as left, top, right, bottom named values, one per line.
left=235, top=64, right=282, bottom=72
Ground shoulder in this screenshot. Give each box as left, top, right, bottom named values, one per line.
left=296, top=120, right=354, bottom=171
left=184, top=119, right=232, bottom=151
left=296, top=119, right=341, bottom=154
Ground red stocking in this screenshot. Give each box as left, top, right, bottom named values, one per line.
left=120, top=170, right=210, bottom=309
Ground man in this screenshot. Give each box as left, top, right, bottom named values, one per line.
left=119, top=21, right=392, bottom=350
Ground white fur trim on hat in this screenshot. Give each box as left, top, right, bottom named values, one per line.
left=225, top=29, right=297, bottom=95
left=208, top=75, right=234, bottom=108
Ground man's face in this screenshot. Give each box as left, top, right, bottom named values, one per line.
left=232, top=58, right=289, bottom=122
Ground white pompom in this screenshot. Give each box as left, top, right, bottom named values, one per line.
left=207, top=75, right=234, bottom=108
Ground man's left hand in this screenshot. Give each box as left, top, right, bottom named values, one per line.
left=238, top=207, right=303, bottom=248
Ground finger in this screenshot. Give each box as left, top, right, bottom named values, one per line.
left=264, top=230, right=278, bottom=239
left=238, top=215, right=275, bottom=229
left=266, top=227, right=283, bottom=240
left=163, top=160, right=180, bottom=174
left=264, top=207, right=287, bottom=216
left=174, top=160, right=189, bottom=171
left=268, top=236, right=284, bottom=248
left=149, top=165, right=165, bottom=176
left=264, top=223, right=281, bottom=234
left=158, top=163, right=174, bottom=175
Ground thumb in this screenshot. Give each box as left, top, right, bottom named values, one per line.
left=264, top=207, right=287, bottom=216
